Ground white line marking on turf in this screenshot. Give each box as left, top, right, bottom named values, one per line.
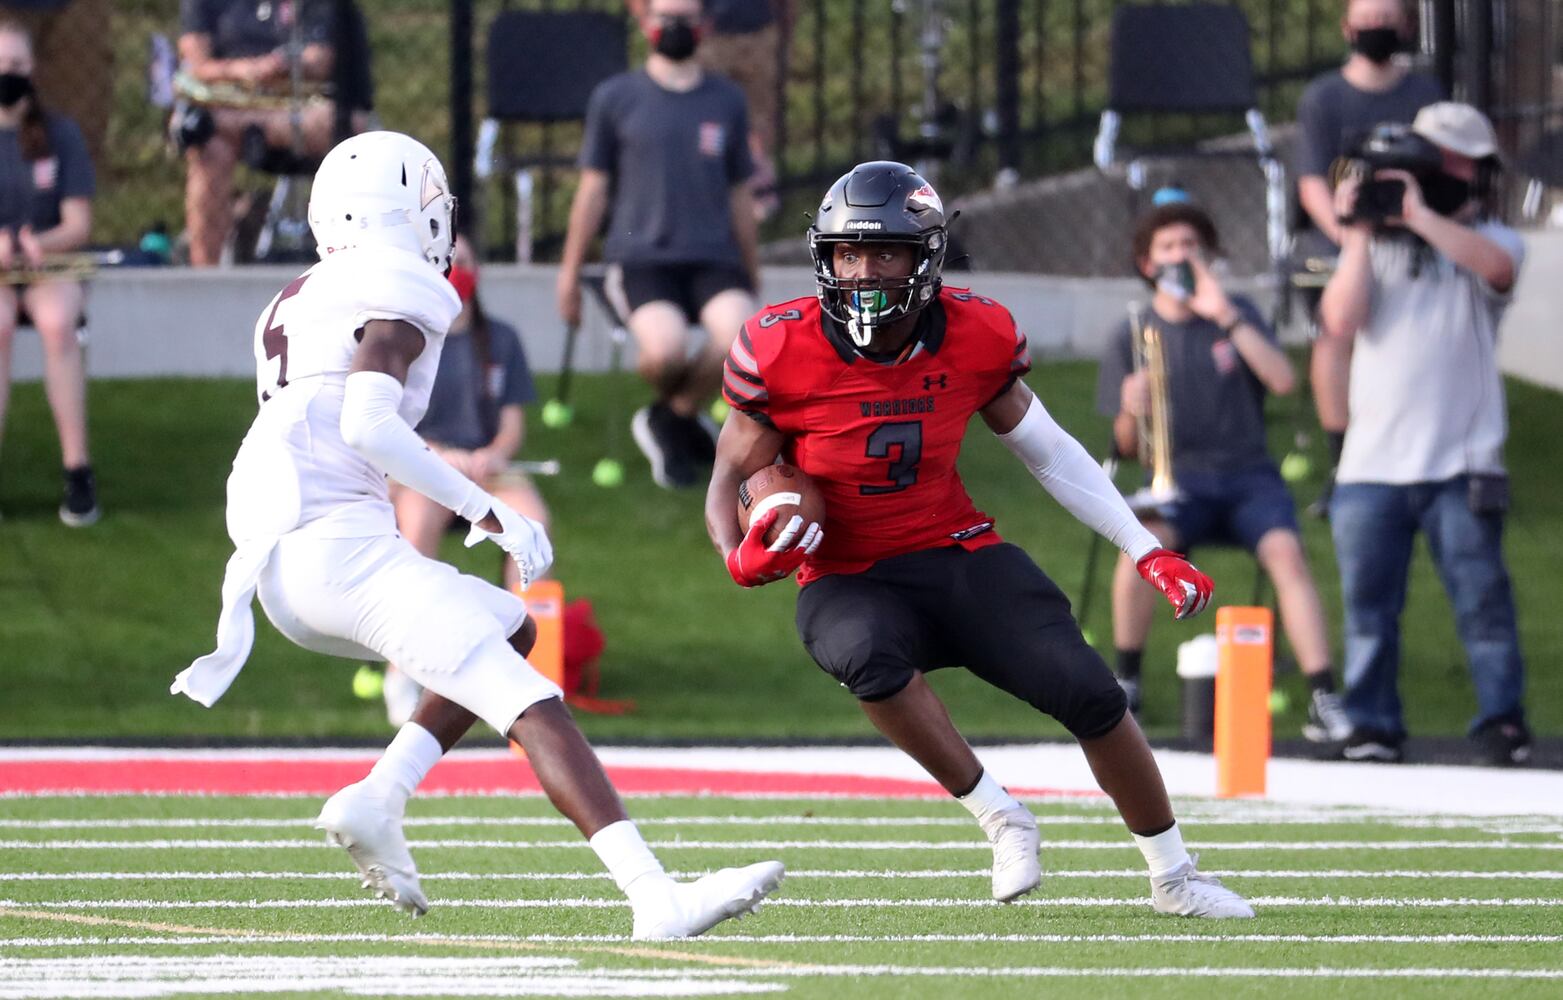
left=2, top=837, right=1558, bottom=850
left=7, top=896, right=1562, bottom=910
left=5, top=868, right=1561, bottom=882
left=6, top=932, right=1563, bottom=949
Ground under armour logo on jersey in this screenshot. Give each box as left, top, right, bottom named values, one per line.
left=923, top=373, right=948, bottom=391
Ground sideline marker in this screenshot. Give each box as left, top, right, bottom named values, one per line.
left=1215, top=606, right=1272, bottom=798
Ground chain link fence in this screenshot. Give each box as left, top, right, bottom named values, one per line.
left=3, top=0, right=1556, bottom=272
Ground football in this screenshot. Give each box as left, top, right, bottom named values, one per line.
left=738, top=464, right=827, bottom=546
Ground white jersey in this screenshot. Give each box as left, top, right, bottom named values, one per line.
left=225, top=245, right=462, bottom=543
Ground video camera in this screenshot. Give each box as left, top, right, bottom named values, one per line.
left=1334, top=123, right=1444, bottom=226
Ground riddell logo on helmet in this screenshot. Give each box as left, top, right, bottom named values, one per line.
left=845, top=219, right=883, bottom=230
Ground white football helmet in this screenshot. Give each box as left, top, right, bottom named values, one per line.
left=308, top=131, right=456, bottom=272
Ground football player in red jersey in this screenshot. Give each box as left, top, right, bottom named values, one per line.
left=706, top=161, right=1254, bottom=918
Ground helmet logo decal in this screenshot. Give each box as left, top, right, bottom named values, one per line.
left=845, top=219, right=883, bottom=231
left=907, top=183, right=943, bottom=215
left=419, top=158, right=446, bottom=210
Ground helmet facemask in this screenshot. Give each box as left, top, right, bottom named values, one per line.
left=811, top=229, right=946, bottom=349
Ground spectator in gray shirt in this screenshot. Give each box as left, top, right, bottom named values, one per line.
left=1293, top=0, right=1442, bottom=517
left=0, top=20, right=97, bottom=526
left=1097, top=200, right=1348, bottom=744
left=558, top=0, right=759, bottom=491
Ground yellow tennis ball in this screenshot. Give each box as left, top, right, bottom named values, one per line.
left=352, top=665, right=384, bottom=700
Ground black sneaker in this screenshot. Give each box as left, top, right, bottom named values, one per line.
left=631, top=403, right=696, bottom=490
left=59, top=465, right=100, bottom=527
left=1340, top=729, right=1403, bottom=763
left=1472, top=719, right=1532, bottom=767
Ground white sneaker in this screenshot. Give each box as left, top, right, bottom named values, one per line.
left=630, top=861, right=785, bottom=940
left=382, top=665, right=423, bottom=729
left=1150, top=854, right=1255, bottom=918
left=315, top=781, right=428, bottom=917
left=981, top=805, right=1042, bottom=902
left=1302, top=688, right=1353, bottom=743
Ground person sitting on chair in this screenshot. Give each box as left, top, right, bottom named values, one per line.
left=0, top=20, right=97, bottom=526
left=385, top=234, right=550, bottom=726
left=1095, top=200, right=1350, bottom=744
left=177, top=0, right=369, bottom=267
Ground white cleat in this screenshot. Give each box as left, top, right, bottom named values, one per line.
left=981, top=805, right=1042, bottom=902
left=315, top=781, right=429, bottom=917
left=1151, top=855, right=1255, bottom=918
left=630, top=861, right=786, bottom=940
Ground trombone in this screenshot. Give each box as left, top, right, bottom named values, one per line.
left=1124, top=302, right=1181, bottom=513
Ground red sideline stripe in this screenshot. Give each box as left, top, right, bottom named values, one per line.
left=0, top=757, right=1083, bottom=799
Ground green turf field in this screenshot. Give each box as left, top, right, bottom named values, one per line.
left=2, top=792, right=1561, bottom=998
left=0, top=365, right=1559, bottom=743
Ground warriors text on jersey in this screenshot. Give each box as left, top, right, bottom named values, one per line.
left=225, top=245, right=462, bottom=543
left=724, top=288, right=1031, bottom=584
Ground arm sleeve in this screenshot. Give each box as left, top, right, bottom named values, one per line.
left=1094, top=321, right=1133, bottom=418
left=723, top=321, right=771, bottom=421
left=578, top=82, right=618, bottom=172
left=341, top=370, right=491, bottom=522
left=998, top=392, right=1161, bottom=561
left=52, top=118, right=95, bottom=200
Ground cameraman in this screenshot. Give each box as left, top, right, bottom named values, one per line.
left=1318, top=102, right=1529, bottom=766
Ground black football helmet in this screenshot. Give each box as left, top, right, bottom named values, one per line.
left=809, top=161, right=948, bottom=347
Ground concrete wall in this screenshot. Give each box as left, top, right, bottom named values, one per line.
left=8, top=244, right=1555, bottom=390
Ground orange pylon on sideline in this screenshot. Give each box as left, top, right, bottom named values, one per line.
left=508, top=579, right=565, bottom=760
left=1214, top=605, right=1273, bottom=798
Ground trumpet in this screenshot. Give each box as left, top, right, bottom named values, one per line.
left=1, top=250, right=123, bottom=284
left=173, top=70, right=328, bottom=112
left=1125, top=302, right=1181, bottom=513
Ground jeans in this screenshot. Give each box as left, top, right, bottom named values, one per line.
left=1330, top=478, right=1526, bottom=740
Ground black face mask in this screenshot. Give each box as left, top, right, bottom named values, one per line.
left=1351, top=27, right=1402, bottom=65
left=0, top=72, right=32, bottom=108
left=1422, top=173, right=1473, bottom=216
left=652, top=18, right=700, bottom=60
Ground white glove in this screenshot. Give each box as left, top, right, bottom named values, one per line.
left=464, top=496, right=553, bottom=587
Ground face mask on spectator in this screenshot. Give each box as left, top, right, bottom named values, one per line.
left=1351, top=27, right=1401, bottom=65
left=651, top=17, right=701, bottom=60
left=447, top=264, right=477, bottom=304
left=1422, top=173, right=1473, bottom=216
left=0, top=73, right=32, bottom=108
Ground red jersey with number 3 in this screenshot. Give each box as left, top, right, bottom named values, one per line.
left=724, top=288, right=1031, bottom=584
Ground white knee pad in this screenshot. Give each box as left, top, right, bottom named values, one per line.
left=406, top=629, right=564, bottom=737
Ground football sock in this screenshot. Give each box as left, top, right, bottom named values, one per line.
left=1133, top=820, right=1191, bottom=878
left=367, top=723, right=443, bottom=802
left=590, top=819, right=668, bottom=894
left=1114, top=648, right=1143, bottom=681
left=956, top=769, right=1021, bottom=824
left=1307, top=670, right=1337, bottom=695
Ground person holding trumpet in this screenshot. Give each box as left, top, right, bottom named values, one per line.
left=1095, top=198, right=1349, bottom=742
left=0, top=21, right=97, bottom=525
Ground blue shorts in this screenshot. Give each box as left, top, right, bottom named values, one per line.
left=1157, top=465, right=1300, bottom=554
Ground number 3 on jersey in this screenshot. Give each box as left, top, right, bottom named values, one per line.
left=861, top=420, right=922, bottom=495
left=261, top=274, right=310, bottom=402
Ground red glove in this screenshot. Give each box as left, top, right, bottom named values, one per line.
left=1136, top=548, right=1214, bottom=621
left=725, top=509, right=823, bottom=588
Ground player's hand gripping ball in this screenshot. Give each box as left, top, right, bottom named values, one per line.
left=727, top=464, right=827, bottom=587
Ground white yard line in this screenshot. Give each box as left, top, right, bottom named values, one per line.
left=6, top=932, right=1563, bottom=948
left=1, top=838, right=1557, bottom=851
left=4, top=869, right=1561, bottom=882
left=6, top=896, right=1561, bottom=910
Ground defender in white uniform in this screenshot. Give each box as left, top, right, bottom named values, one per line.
left=176, top=132, right=783, bottom=939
